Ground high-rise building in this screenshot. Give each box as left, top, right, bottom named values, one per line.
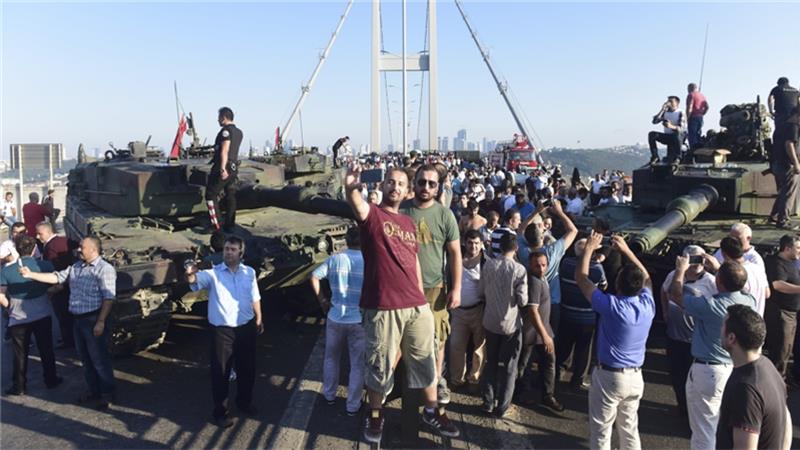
left=441, top=137, right=449, bottom=151
left=387, top=143, right=395, bottom=153
left=482, top=137, right=487, bottom=153
left=413, top=138, right=421, bottom=150
left=457, top=129, right=467, bottom=141
left=467, top=142, right=476, bottom=151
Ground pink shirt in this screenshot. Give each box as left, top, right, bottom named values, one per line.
left=688, top=91, right=708, bottom=117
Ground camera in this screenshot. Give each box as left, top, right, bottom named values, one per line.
left=689, top=255, right=704, bottom=265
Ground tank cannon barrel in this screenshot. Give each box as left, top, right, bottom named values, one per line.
left=237, top=184, right=354, bottom=220
left=629, top=185, right=718, bottom=254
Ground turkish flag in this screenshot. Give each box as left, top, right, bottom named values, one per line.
left=169, top=115, right=188, bottom=159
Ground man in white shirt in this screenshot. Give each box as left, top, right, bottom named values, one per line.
left=1, top=192, right=17, bottom=229
left=712, top=223, right=765, bottom=269
left=648, top=96, right=686, bottom=165
left=709, top=237, right=770, bottom=317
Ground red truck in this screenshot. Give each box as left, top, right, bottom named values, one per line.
left=488, top=136, right=538, bottom=171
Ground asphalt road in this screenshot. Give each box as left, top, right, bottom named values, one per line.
left=2, top=305, right=800, bottom=449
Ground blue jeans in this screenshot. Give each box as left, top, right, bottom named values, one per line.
left=688, top=116, right=703, bottom=150
left=73, top=312, right=115, bottom=395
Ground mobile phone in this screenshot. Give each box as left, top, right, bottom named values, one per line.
left=541, top=198, right=552, bottom=207
left=601, top=236, right=612, bottom=246
left=360, top=168, right=385, bottom=184
left=689, top=255, right=704, bottom=265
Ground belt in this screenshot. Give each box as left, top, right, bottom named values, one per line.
left=598, top=363, right=641, bottom=372
left=693, top=358, right=725, bottom=366
left=71, top=309, right=100, bottom=319
left=458, top=302, right=484, bottom=311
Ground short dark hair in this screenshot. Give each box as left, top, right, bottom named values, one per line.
left=14, top=235, right=37, bottom=257
left=617, top=263, right=645, bottom=296
left=11, top=222, right=26, bottom=233
left=529, top=250, right=547, bottom=263
left=224, top=235, right=245, bottom=252
left=467, top=199, right=479, bottom=210
left=84, top=235, right=103, bottom=254
left=414, top=164, right=442, bottom=183
left=593, top=217, right=611, bottom=233
left=218, top=107, right=234, bottom=121
left=718, top=261, right=748, bottom=292
left=210, top=230, right=226, bottom=252
left=778, top=234, right=800, bottom=252
left=668, top=95, right=681, bottom=103
left=688, top=83, right=697, bottom=92
left=725, top=304, right=766, bottom=351
left=720, top=236, right=744, bottom=260
left=345, top=227, right=360, bottom=247
left=777, top=77, right=789, bottom=87
left=523, top=223, right=543, bottom=248
left=499, top=232, right=518, bottom=253
left=464, top=229, right=482, bottom=242
left=502, top=207, right=519, bottom=225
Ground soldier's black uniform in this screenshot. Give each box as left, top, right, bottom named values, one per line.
left=331, top=137, right=347, bottom=168
left=206, top=123, right=243, bottom=230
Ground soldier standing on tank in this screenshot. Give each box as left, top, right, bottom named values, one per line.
left=206, top=107, right=243, bottom=233
left=331, top=136, right=349, bottom=168
left=768, top=78, right=800, bottom=229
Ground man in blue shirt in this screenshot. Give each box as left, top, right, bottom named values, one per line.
left=186, top=235, right=263, bottom=428
left=309, top=228, right=365, bottom=416
left=577, top=232, right=654, bottom=450
left=669, top=257, right=756, bottom=450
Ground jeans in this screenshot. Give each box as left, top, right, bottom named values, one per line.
left=209, top=319, right=257, bottom=417
left=555, top=320, right=595, bottom=385
left=648, top=131, right=681, bottom=161
left=686, top=362, right=732, bottom=450
left=51, top=289, right=74, bottom=347
left=9, top=316, right=59, bottom=390
left=322, top=320, right=365, bottom=413
left=73, top=312, right=115, bottom=395
left=589, top=367, right=644, bottom=450
left=764, top=302, right=798, bottom=377
left=482, top=328, right=522, bottom=415
left=665, top=338, right=692, bottom=416
left=449, top=305, right=486, bottom=385
left=687, top=116, right=704, bottom=150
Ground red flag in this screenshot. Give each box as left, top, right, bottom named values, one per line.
left=169, top=114, right=188, bottom=159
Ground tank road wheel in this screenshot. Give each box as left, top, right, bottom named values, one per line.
left=108, top=289, right=172, bottom=356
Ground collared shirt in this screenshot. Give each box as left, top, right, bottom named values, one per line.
left=191, top=262, right=260, bottom=327
left=592, top=287, right=655, bottom=368
left=713, top=247, right=765, bottom=269
left=312, top=249, right=364, bottom=324
left=684, top=290, right=756, bottom=364
left=479, top=256, right=529, bottom=335
left=55, top=256, right=116, bottom=315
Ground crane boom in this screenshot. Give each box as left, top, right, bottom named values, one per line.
left=454, top=0, right=539, bottom=158
left=279, top=0, right=354, bottom=148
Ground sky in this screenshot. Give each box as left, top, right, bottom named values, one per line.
left=2, top=1, right=800, bottom=158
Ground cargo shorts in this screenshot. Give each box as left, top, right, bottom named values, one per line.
left=363, top=304, right=437, bottom=396
left=425, top=286, right=451, bottom=353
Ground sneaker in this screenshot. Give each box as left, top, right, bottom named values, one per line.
left=542, top=395, right=565, bottom=413
left=495, top=404, right=517, bottom=419
left=363, top=409, right=384, bottom=444
left=437, top=383, right=451, bottom=405
left=422, top=407, right=460, bottom=438
left=648, top=156, right=659, bottom=165
left=325, top=398, right=336, bottom=406
left=213, top=412, right=234, bottom=428
left=480, top=401, right=494, bottom=414
left=46, top=376, right=63, bottom=389
left=4, top=386, right=24, bottom=396
left=346, top=405, right=362, bottom=417
left=95, top=393, right=114, bottom=410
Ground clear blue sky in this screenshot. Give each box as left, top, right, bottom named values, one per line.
left=3, top=1, right=799, bottom=158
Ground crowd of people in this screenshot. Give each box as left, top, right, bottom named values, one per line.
left=306, top=148, right=796, bottom=449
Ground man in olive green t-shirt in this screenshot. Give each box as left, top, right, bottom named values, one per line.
left=401, top=164, right=462, bottom=405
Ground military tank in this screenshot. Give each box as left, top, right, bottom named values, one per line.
left=65, top=140, right=352, bottom=355
left=581, top=97, right=789, bottom=295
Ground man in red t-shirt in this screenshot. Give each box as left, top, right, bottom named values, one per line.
left=22, top=192, right=51, bottom=238
left=686, top=82, right=710, bottom=151
left=345, top=164, right=460, bottom=444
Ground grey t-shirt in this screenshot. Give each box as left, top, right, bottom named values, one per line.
left=529, top=274, right=553, bottom=343
left=7, top=292, right=52, bottom=327
left=479, top=257, right=529, bottom=335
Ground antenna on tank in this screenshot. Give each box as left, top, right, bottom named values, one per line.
left=698, top=23, right=710, bottom=91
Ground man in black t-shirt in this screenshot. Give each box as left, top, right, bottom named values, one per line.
left=331, top=136, right=349, bottom=168
left=769, top=77, right=800, bottom=126
left=764, top=234, right=800, bottom=377
left=768, top=78, right=800, bottom=229
left=717, top=304, right=791, bottom=450
left=205, top=107, right=243, bottom=232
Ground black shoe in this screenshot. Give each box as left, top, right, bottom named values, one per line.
left=213, top=413, right=234, bottom=428
left=777, top=220, right=799, bottom=230
left=325, top=397, right=336, bottom=406
left=346, top=404, right=362, bottom=417
left=238, top=403, right=259, bottom=416
left=542, top=395, right=565, bottom=413
left=480, top=401, right=494, bottom=414
left=648, top=156, right=659, bottom=165
left=5, top=386, right=25, bottom=396
left=95, top=393, right=114, bottom=410
left=76, top=391, right=100, bottom=404
left=45, top=376, right=63, bottom=389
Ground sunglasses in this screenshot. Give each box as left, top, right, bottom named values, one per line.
left=416, top=179, right=439, bottom=188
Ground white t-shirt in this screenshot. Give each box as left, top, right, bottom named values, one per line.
left=591, top=179, right=606, bottom=194
left=741, top=261, right=769, bottom=317
left=713, top=247, right=765, bottom=269
left=1, top=200, right=15, bottom=218
left=566, top=197, right=584, bottom=215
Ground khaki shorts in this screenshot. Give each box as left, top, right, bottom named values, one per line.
left=363, top=305, right=436, bottom=396
left=425, top=286, right=451, bottom=352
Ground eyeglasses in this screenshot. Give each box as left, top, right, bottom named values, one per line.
left=416, top=179, right=439, bottom=188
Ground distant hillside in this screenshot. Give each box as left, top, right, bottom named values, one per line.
left=539, top=146, right=650, bottom=177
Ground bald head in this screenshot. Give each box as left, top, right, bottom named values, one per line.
left=730, top=223, right=753, bottom=251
